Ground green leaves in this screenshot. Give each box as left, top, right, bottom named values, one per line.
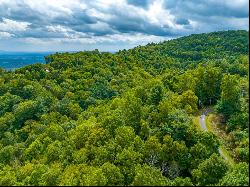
left=101, top=162, right=124, bottom=186
left=115, top=126, right=135, bottom=149
left=0, top=165, right=17, bottom=186
left=216, top=74, right=241, bottom=120
left=13, top=100, right=40, bottom=127
left=0, top=92, right=22, bottom=116
left=218, top=162, right=249, bottom=186
left=132, top=164, right=170, bottom=186
left=192, top=153, right=229, bottom=186
left=115, top=147, right=143, bottom=185
left=180, top=90, right=198, bottom=114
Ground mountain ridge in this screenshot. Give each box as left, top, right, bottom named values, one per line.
left=0, top=30, right=248, bottom=186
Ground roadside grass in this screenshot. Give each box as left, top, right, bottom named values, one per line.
left=206, top=113, right=235, bottom=165
left=219, top=146, right=235, bottom=166
left=205, top=115, right=213, bottom=132
left=192, top=116, right=202, bottom=131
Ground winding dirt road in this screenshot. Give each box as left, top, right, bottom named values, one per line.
left=199, top=114, right=208, bottom=131
left=199, top=113, right=228, bottom=161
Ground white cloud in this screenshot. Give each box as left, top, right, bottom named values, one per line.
left=0, top=31, right=13, bottom=38
left=21, top=32, right=170, bottom=46
left=0, top=0, right=248, bottom=51
left=24, top=0, right=85, bottom=17
left=0, top=18, right=30, bottom=32
left=218, top=0, right=248, bottom=9
left=87, top=8, right=113, bottom=21
left=102, top=33, right=170, bottom=44
left=46, top=25, right=88, bottom=39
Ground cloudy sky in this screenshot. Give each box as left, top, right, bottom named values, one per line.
left=0, top=0, right=249, bottom=52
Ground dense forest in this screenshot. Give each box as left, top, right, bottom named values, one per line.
left=0, top=30, right=249, bottom=186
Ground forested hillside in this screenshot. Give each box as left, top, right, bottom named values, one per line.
left=0, top=30, right=249, bottom=186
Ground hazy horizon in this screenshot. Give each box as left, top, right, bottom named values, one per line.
left=0, top=29, right=248, bottom=53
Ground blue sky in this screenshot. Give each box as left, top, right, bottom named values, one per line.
left=0, top=0, right=249, bottom=52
